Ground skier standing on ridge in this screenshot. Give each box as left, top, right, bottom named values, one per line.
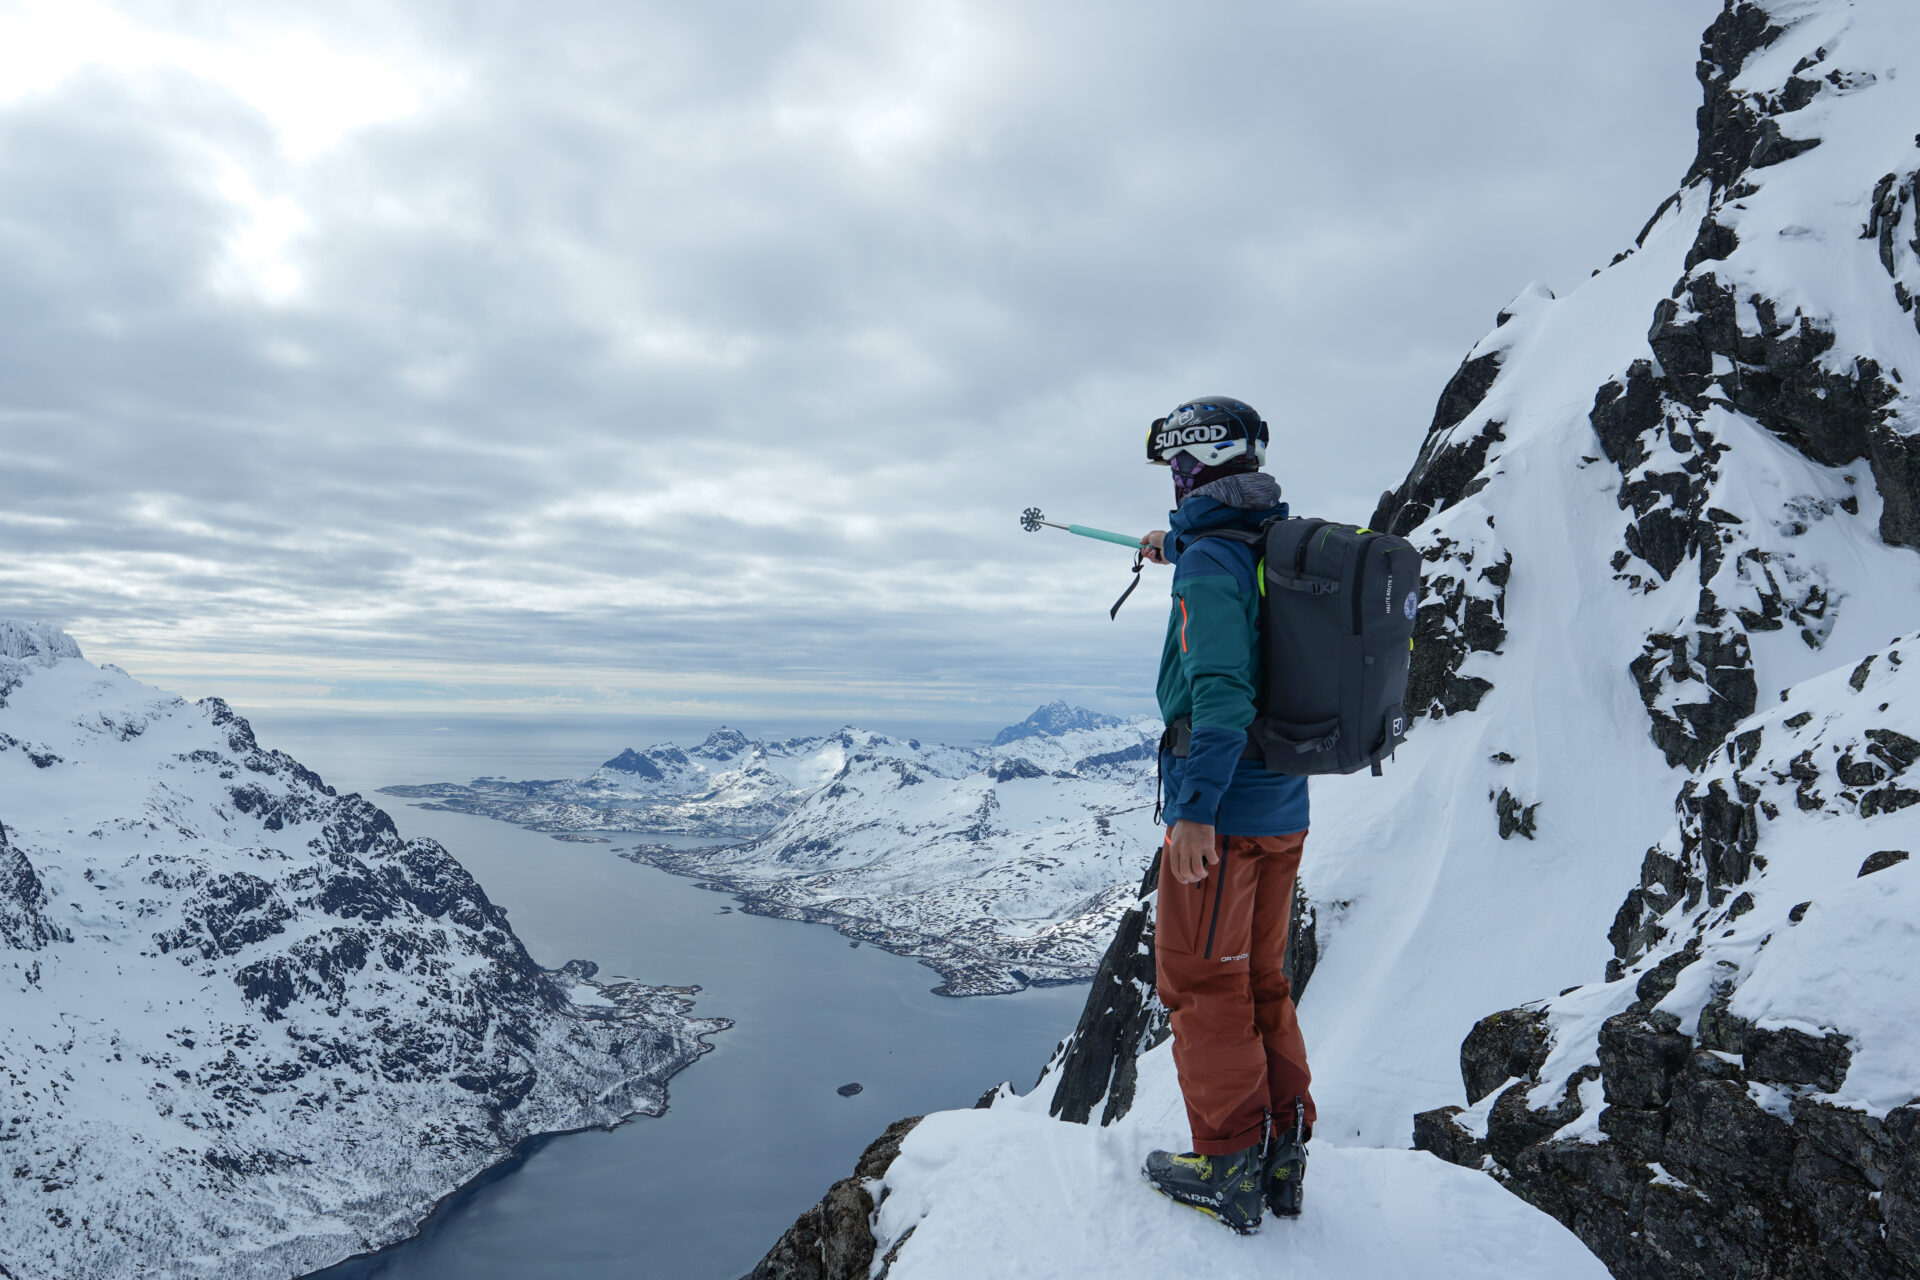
left=1135, top=396, right=1314, bottom=1234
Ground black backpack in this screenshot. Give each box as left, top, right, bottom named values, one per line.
left=1178, top=518, right=1421, bottom=777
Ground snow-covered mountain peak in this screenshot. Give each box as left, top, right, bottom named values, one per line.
left=990, top=701, right=1125, bottom=746
left=691, top=726, right=753, bottom=760
left=601, top=745, right=673, bottom=776
left=0, top=619, right=83, bottom=666
left=0, top=639, right=722, bottom=1279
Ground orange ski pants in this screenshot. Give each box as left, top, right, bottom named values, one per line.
left=1154, top=830, right=1316, bottom=1155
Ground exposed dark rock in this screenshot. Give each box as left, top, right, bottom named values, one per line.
left=1074, top=741, right=1155, bottom=772
left=1404, top=539, right=1511, bottom=721
left=1749, top=117, right=1822, bottom=169
left=1868, top=728, right=1920, bottom=773
left=1452, top=630, right=1920, bottom=1280
left=600, top=748, right=664, bottom=779
left=0, top=822, right=69, bottom=951
left=1598, top=1011, right=1693, bottom=1109
left=1487, top=1069, right=1597, bottom=1167
left=1044, top=858, right=1165, bottom=1126
left=1860, top=786, right=1920, bottom=818
left=1861, top=849, right=1911, bottom=877
left=1590, top=361, right=1664, bottom=470
left=1745, top=1026, right=1853, bottom=1093
left=1686, top=2, right=1786, bottom=192
left=153, top=872, right=296, bottom=960
left=1451, top=1028, right=1904, bottom=1280
left=1870, top=424, right=1920, bottom=548
left=1460, top=1006, right=1551, bottom=1106
left=1685, top=216, right=1740, bottom=272
left=1631, top=939, right=1702, bottom=1013
left=1630, top=632, right=1758, bottom=771
left=1433, top=353, right=1505, bottom=437
left=836, top=1082, right=863, bottom=1097
left=746, top=1115, right=922, bottom=1280
left=1494, top=788, right=1539, bottom=840
left=1371, top=417, right=1507, bottom=539
left=987, top=757, right=1048, bottom=783
left=1412, top=1105, right=1487, bottom=1168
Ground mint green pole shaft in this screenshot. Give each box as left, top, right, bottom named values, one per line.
left=1067, top=524, right=1145, bottom=548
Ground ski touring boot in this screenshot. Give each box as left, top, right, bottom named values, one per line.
left=1142, top=1142, right=1267, bottom=1235
left=1265, top=1097, right=1309, bottom=1219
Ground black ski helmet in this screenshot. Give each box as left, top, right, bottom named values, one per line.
left=1145, top=396, right=1268, bottom=469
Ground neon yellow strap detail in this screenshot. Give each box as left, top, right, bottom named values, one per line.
left=1257, top=555, right=1266, bottom=597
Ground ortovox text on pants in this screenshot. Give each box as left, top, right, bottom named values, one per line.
left=1154, top=830, right=1316, bottom=1156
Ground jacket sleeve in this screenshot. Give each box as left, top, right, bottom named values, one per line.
left=1162, top=570, right=1258, bottom=827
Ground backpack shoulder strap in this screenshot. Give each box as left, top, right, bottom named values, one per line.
left=1186, top=527, right=1261, bottom=545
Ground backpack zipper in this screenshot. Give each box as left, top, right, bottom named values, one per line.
left=1352, top=534, right=1374, bottom=636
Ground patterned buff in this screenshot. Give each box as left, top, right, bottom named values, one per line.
left=1170, top=452, right=1261, bottom=504
left=1190, top=469, right=1283, bottom=510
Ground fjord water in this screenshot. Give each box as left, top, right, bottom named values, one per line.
left=256, top=714, right=1090, bottom=1280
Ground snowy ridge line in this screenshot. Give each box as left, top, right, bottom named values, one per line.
left=389, top=703, right=1164, bottom=996
left=1387, top=2, right=1920, bottom=1276
left=1291, top=0, right=1920, bottom=1153
left=0, top=625, right=726, bottom=1280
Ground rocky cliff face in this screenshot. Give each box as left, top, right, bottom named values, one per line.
left=0, top=624, right=725, bottom=1280
left=1401, top=3, right=1920, bottom=1276
left=1418, top=632, right=1920, bottom=1279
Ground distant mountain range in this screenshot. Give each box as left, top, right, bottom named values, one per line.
left=382, top=707, right=1162, bottom=995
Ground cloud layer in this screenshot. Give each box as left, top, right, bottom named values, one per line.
left=0, top=0, right=1716, bottom=728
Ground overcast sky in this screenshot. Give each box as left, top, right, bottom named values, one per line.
left=0, top=0, right=1717, bottom=733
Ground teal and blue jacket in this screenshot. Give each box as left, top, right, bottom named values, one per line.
left=1156, top=494, right=1310, bottom=836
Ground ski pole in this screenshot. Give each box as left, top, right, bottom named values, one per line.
left=1020, top=508, right=1151, bottom=619
left=1019, top=507, right=1143, bottom=549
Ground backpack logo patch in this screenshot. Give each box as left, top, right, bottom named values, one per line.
left=1402, top=590, right=1418, bottom=622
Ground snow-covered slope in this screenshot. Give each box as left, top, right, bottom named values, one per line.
left=1417, top=630, right=1920, bottom=1277
left=750, top=1040, right=1608, bottom=1280
left=0, top=623, right=725, bottom=1280
left=866, top=1044, right=1609, bottom=1280
left=387, top=711, right=1162, bottom=996
left=1295, top=0, right=1920, bottom=1151
left=628, top=717, right=1162, bottom=995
